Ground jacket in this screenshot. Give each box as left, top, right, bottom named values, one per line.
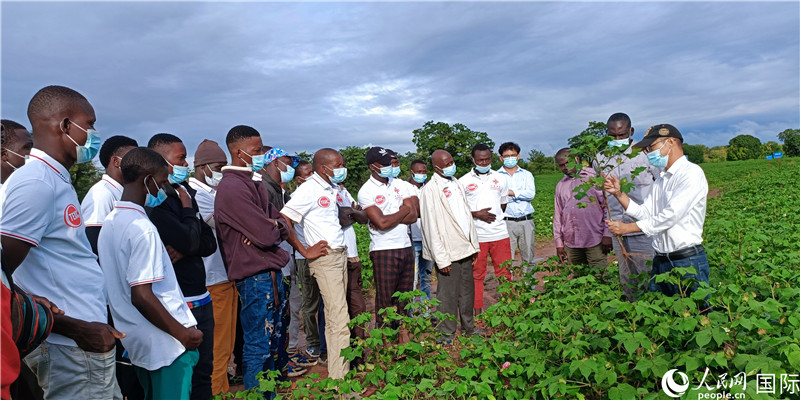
left=419, top=173, right=479, bottom=269
left=214, top=166, right=290, bottom=281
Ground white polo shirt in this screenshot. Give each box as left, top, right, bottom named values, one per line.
left=336, top=185, right=360, bottom=258
left=358, top=176, right=412, bottom=252
left=99, top=201, right=196, bottom=371
left=81, top=174, right=123, bottom=227
left=0, top=148, right=107, bottom=347
left=187, top=178, right=228, bottom=286
left=289, top=192, right=309, bottom=260
left=281, top=173, right=346, bottom=250
left=442, top=177, right=472, bottom=238
left=459, top=169, right=510, bottom=242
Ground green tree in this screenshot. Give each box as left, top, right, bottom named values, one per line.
left=777, top=128, right=800, bottom=157
left=727, top=134, right=763, bottom=161
left=762, top=141, right=783, bottom=156
left=339, top=145, right=371, bottom=195
left=682, top=144, right=705, bottom=164
left=411, top=121, right=494, bottom=175
left=567, top=121, right=607, bottom=162
left=705, top=146, right=727, bottom=163
left=70, top=162, right=103, bottom=202
left=526, top=148, right=556, bottom=175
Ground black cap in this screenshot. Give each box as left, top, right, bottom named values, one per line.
left=365, top=146, right=393, bottom=166
left=634, top=124, right=683, bottom=149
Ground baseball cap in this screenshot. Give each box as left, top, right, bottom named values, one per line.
left=634, top=124, right=683, bottom=149
left=365, top=146, right=393, bottom=166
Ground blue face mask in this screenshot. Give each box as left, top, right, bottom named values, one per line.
left=376, top=165, right=393, bottom=178
left=474, top=164, right=491, bottom=174
left=66, top=121, right=101, bottom=163
left=441, top=164, right=456, bottom=177
left=167, top=162, right=189, bottom=184
left=328, top=167, right=347, bottom=183
left=412, top=173, right=427, bottom=183
left=608, top=138, right=630, bottom=148
left=647, top=141, right=671, bottom=168
left=144, top=177, right=168, bottom=208
left=279, top=161, right=295, bottom=183
left=241, top=150, right=265, bottom=172
left=503, top=156, right=518, bottom=168
left=391, top=166, right=401, bottom=178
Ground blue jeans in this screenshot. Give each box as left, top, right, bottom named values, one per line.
left=413, top=241, right=432, bottom=300
left=649, top=249, right=710, bottom=296
left=235, top=271, right=288, bottom=393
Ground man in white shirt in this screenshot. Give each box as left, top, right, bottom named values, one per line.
left=594, top=113, right=659, bottom=300
left=459, top=144, right=512, bottom=315
left=497, top=142, right=537, bottom=269
left=0, top=119, right=33, bottom=188
left=336, top=180, right=369, bottom=343
left=407, top=159, right=432, bottom=300
left=419, top=150, right=480, bottom=343
left=188, top=138, right=236, bottom=395
left=82, top=135, right=138, bottom=254
left=604, top=124, right=709, bottom=296
left=357, top=147, right=417, bottom=330
left=1, top=85, right=124, bottom=399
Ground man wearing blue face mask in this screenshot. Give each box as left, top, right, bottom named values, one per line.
left=594, top=113, right=659, bottom=301
left=147, top=133, right=218, bottom=400
left=407, top=159, right=432, bottom=300
left=604, top=124, right=709, bottom=297
left=497, top=142, right=536, bottom=270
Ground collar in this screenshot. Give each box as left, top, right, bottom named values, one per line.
left=222, top=165, right=253, bottom=174
left=369, top=175, right=390, bottom=187
left=664, top=155, right=689, bottom=177
left=497, top=166, right=521, bottom=176
left=432, top=173, right=455, bottom=184
left=470, top=168, right=494, bottom=178
left=188, top=177, right=214, bottom=193
left=113, top=200, right=146, bottom=216
left=101, top=174, right=123, bottom=193
left=310, top=172, right=336, bottom=190
left=29, top=148, right=71, bottom=183
left=252, top=173, right=262, bottom=182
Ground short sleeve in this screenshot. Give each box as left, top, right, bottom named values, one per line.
left=0, top=178, right=54, bottom=246
left=358, top=184, right=376, bottom=209
left=194, top=190, right=215, bottom=223
left=81, top=185, right=115, bottom=226
left=281, top=185, right=312, bottom=224
left=127, top=230, right=166, bottom=286
left=401, top=181, right=415, bottom=199
left=499, top=175, right=509, bottom=204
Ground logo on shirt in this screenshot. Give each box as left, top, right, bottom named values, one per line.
left=375, top=195, right=386, bottom=205
left=64, top=204, right=81, bottom=228
left=492, top=179, right=499, bottom=185
left=466, top=183, right=478, bottom=191
left=394, top=187, right=400, bottom=194
left=317, top=197, right=331, bottom=208
left=443, top=188, right=452, bottom=198
left=336, top=193, right=343, bottom=203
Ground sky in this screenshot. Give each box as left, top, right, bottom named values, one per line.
left=2, top=1, right=798, bottom=160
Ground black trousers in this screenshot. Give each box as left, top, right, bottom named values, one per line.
left=190, top=302, right=215, bottom=400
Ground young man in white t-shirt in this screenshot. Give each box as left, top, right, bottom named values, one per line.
left=459, top=144, right=512, bottom=316
left=99, top=147, right=203, bottom=400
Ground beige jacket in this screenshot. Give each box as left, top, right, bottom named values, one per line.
left=419, top=173, right=480, bottom=269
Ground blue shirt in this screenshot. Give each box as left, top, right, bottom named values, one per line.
left=497, top=166, right=536, bottom=218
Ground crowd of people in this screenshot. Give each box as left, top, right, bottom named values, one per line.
left=0, top=85, right=710, bottom=400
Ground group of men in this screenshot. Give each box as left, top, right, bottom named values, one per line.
left=0, top=85, right=710, bottom=400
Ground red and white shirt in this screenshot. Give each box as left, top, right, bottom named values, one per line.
left=358, top=176, right=412, bottom=252
left=281, top=173, right=345, bottom=250
left=336, top=186, right=360, bottom=258
left=81, top=174, right=123, bottom=227
left=459, top=169, right=509, bottom=242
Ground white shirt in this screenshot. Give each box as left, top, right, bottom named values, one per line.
left=497, top=166, right=536, bottom=218
left=595, top=146, right=660, bottom=236
left=281, top=173, right=346, bottom=250
left=624, top=156, right=708, bottom=253
left=336, top=186, right=359, bottom=258
left=81, top=174, right=123, bottom=227
left=99, top=201, right=196, bottom=371
left=442, top=177, right=472, bottom=238
left=187, top=178, right=228, bottom=286
left=0, top=148, right=107, bottom=346
left=407, top=181, right=424, bottom=242
left=459, top=169, right=509, bottom=242
left=357, top=176, right=412, bottom=252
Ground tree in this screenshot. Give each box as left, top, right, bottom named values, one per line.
left=727, top=134, right=762, bottom=161
left=682, top=144, right=705, bottom=164
left=705, top=146, right=727, bottom=163
left=777, top=128, right=800, bottom=157
left=567, top=121, right=607, bottom=162
left=70, top=162, right=103, bottom=202
left=526, top=148, right=556, bottom=175
left=762, top=141, right=783, bottom=156
left=412, top=121, right=494, bottom=175
left=339, top=145, right=371, bottom=195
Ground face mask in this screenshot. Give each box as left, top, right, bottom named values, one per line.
left=6, top=149, right=29, bottom=161
left=391, top=166, right=401, bottom=178
left=474, top=164, right=491, bottom=174
left=328, top=167, right=347, bottom=183
left=240, top=150, right=265, bottom=172
left=66, top=121, right=101, bottom=163
left=608, top=138, right=630, bottom=148
left=503, top=156, right=518, bottom=168
left=144, top=176, right=167, bottom=208
left=166, top=161, right=189, bottom=184
left=5, top=161, right=17, bottom=171
left=278, top=160, right=295, bottom=183
left=204, top=165, right=223, bottom=187
left=376, top=165, right=393, bottom=178
left=647, top=141, right=671, bottom=168
left=412, top=173, right=427, bottom=183
left=440, top=164, right=456, bottom=177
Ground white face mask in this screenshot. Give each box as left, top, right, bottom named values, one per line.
left=204, top=165, right=223, bottom=187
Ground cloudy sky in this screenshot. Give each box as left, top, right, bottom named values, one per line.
left=2, top=1, right=798, bottom=159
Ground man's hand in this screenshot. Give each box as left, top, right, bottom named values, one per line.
left=507, top=189, right=515, bottom=197
left=601, top=236, right=613, bottom=254
left=305, top=241, right=330, bottom=259
left=179, top=326, right=204, bottom=350
left=556, top=247, right=568, bottom=264
left=165, top=245, right=184, bottom=264
left=31, top=295, right=65, bottom=316
left=602, top=174, right=621, bottom=196
left=472, top=207, right=496, bottom=223
left=439, top=265, right=452, bottom=275
left=606, top=220, right=640, bottom=236
left=73, top=321, right=126, bottom=353
left=176, top=185, right=193, bottom=208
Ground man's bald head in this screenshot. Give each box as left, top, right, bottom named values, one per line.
left=27, top=86, right=93, bottom=133
left=312, top=148, right=344, bottom=180
left=431, top=149, right=454, bottom=177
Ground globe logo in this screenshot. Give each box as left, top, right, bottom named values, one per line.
left=661, top=369, right=689, bottom=398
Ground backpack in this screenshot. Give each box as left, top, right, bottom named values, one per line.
left=1, top=251, right=54, bottom=357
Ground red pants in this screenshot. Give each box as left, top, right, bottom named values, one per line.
left=474, top=238, right=512, bottom=309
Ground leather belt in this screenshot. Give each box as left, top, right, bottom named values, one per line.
left=655, top=245, right=705, bottom=261
left=504, top=215, right=533, bottom=222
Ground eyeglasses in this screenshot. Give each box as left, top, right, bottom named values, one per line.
left=645, top=139, right=668, bottom=153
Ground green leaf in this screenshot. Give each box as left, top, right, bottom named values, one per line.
left=696, top=329, right=712, bottom=348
